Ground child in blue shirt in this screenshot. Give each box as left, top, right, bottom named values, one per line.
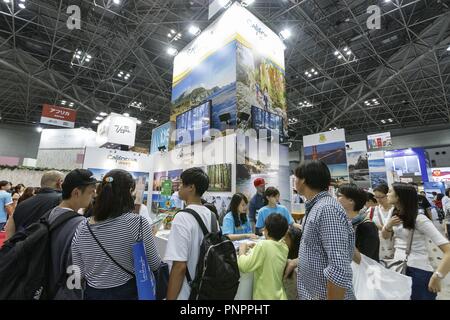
left=256, top=187, right=296, bottom=234
left=222, top=193, right=258, bottom=241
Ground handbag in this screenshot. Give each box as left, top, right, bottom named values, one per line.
left=384, top=228, right=415, bottom=275
left=87, top=217, right=168, bottom=299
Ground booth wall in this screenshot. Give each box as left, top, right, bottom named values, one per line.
left=36, top=149, right=85, bottom=170
left=0, top=124, right=40, bottom=162
left=0, top=168, right=66, bottom=187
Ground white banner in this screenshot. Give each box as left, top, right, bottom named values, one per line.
left=39, top=128, right=97, bottom=149
left=174, top=3, right=285, bottom=85
left=83, top=147, right=152, bottom=172
left=96, top=113, right=137, bottom=147
left=303, top=129, right=346, bottom=147
left=346, top=140, right=367, bottom=153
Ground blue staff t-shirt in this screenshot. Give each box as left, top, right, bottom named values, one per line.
left=0, top=190, right=13, bottom=223
left=222, top=212, right=252, bottom=235
left=255, top=204, right=294, bottom=229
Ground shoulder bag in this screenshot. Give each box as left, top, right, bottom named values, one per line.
left=384, top=228, right=415, bottom=275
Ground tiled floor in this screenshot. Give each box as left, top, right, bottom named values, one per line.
left=426, top=221, right=450, bottom=300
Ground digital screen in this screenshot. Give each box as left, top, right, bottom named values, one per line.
left=251, top=106, right=283, bottom=136
left=176, top=101, right=211, bottom=146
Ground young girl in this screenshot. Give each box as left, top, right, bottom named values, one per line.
left=237, top=213, right=289, bottom=300
left=382, top=183, right=450, bottom=300
left=255, top=187, right=296, bottom=234
left=222, top=193, right=258, bottom=241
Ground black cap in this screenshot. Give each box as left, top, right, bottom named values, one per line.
left=62, top=169, right=98, bottom=198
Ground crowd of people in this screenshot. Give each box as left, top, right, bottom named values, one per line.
left=1, top=160, right=450, bottom=300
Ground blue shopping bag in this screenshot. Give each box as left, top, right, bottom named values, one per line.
left=132, top=220, right=156, bottom=300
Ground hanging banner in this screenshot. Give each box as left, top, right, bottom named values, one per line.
left=346, top=141, right=370, bottom=189
left=40, top=104, right=77, bottom=128
left=367, top=132, right=392, bottom=151
left=150, top=122, right=171, bottom=154
left=431, top=168, right=450, bottom=182
left=96, top=112, right=137, bottom=147
left=303, top=129, right=349, bottom=187
left=368, top=151, right=388, bottom=188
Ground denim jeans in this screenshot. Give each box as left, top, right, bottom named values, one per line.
left=84, top=278, right=137, bottom=300
left=0, top=222, right=5, bottom=231
left=406, top=267, right=437, bottom=300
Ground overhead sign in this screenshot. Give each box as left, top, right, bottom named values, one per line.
left=96, top=112, right=137, bottom=147
left=38, top=128, right=97, bottom=149
left=367, top=131, right=392, bottom=151
left=40, top=104, right=77, bottom=128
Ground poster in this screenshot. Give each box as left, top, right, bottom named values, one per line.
left=346, top=141, right=370, bottom=189
left=207, top=163, right=232, bottom=192
left=88, top=168, right=150, bottom=205
left=168, top=169, right=183, bottom=193
left=150, top=122, right=171, bottom=154
left=368, top=151, right=388, bottom=188
left=431, top=168, right=450, bottom=183
left=367, top=132, right=392, bottom=151
left=152, top=171, right=166, bottom=191
left=203, top=194, right=232, bottom=222
left=303, top=129, right=349, bottom=187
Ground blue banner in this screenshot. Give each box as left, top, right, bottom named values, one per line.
left=132, top=241, right=156, bottom=300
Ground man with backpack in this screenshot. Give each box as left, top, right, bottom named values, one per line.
left=48, top=169, right=97, bottom=299
left=165, top=167, right=239, bottom=300
left=0, top=169, right=96, bottom=300
left=5, top=171, right=64, bottom=239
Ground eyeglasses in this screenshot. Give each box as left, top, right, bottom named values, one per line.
left=374, top=195, right=387, bottom=199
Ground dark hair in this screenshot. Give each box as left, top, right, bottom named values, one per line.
left=373, top=184, right=389, bottom=195
left=446, top=188, right=450, bottom=197
left=436, top=194, right=444, bottom=202
left=13, top=184, right=25, bottom=194
left=264, top=213, right=289, bottom=241
left=338, top=184, right=367, bottom=211
left=203, top=201, right=220, bottom=223
left=286, top=225, right=302, bottom=259
left=263, top=187, right=280, bottom=206
left=0, top=180, right=10, bottom=188
left=432, top=192, right=438, bottom=196
left=18, top=187, right=35, bottom=204
left=391, top=183, right=418, bottom=230
left=408, top=182, right=418, bottom=187
left=295, top=160, right=331, bottom=191
left=229, top=193, right=248, bottom=228
left=366, top=192, right=377, bottom=204
left=93, top=169, right=135, bottom=221
left=181, top=167, right=209, bottom=197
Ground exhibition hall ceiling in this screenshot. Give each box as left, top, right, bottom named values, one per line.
left=0, top=0, right=449, bottom=145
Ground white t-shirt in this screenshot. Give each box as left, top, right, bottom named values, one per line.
left=164, top=204, right=218, bottom=300
left=393, top=214, right=449, bottom=272
left=371, top=205, right=394, bottom=227
left=139, top=204, right=153, bottom=225
left=443, top=196, right=450, bottom=214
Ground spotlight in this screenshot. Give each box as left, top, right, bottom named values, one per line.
left=36, top=127, right=43, bottom=132
left=167, top=47, right=178, bottom=56
left=279, top=29, right=291, bottom=40
left=113, top=0, right=121, bottom=4
left=189, top=25, right=201, bottom=36
left=18, top=3, right=25, bottom=8
left=92, top=120, right=99, bottom=124
left=99, top=112, right=108, bottom=117
left=136, top=119, right=142, bottom=125
left=123, top=113, right=130, bottom=117
left=96, top=116, right=104, bottom=121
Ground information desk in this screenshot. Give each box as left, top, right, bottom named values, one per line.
left=155, top=229, right=254, bottom=300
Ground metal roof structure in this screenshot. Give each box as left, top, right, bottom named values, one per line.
left=0, top=0, right=449, bottom=146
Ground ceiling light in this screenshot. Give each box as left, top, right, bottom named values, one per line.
left=61, top=100, right=66, bottom=105
left=381, top=119, right=386, bottom=124
left=118, top=74, right=122, bottom=77
left=18, top=3, right=25, bottom=8
left=96, top=116, right=103, bottom=121
left=123, top=113, right=130, bottom=117
left=343, top=47, right=349, bottom=52
left=77, top=50, right=82, bottom=55
left=3, top=0, right=10, bottom=3
left=99, top=112, right=108, bottom=117
left=75, top=54, right=81, bottom=59
left=334, top=50, right=339, bottom=56
left=346, top=50, right=352, bottom=55
left=85, top=58, right=91, bottom=62
left=113, top=0, right=121, bottom=4
left=311, top=69, right=315, bottom=72
left=447, top=45, right=450, bottom=51
left=92, top=120, right=99, bottom=124
left=279, top=29, right=291, bottom=40
left=384, top=0, right=391, bottom=2
left=338, top=55, right=343, bottom=59
left=86, top=55, right=92, bottom=59
left=307, top=74, right=312, bottom=78
left=36, top=127, right=43, bottom=133
left=69, top=102, right=74, bottom=107
left=314, top=71, right=318, bottom=75
left=388, top=118, right=393, bottom=123
left=167, top=47, right=178, bottom=56
left=241, top=0, right=255, bottom=6
left=189, top=25, right=201, bottom=36
left=136, top=119, right=142, bottom=125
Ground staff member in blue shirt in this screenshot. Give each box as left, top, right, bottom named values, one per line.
left=249, top=178, right=266, bottom=232
left=222, top=193, right=259, bottom=241
left=0, top=181, right=13, bottom=230
left=256, top=187, right=297, bottom=234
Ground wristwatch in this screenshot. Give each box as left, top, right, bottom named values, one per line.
left=434, top=271, right=445, bottom=279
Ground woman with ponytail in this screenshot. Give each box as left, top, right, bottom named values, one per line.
left=71, top=169, right=161, bottom=300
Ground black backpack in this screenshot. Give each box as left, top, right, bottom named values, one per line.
left=0, top=210, right=80, bottom=300
left=182, top=208, right=240, bottom=300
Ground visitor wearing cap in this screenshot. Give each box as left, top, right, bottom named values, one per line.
left=249, top=177, right=267, bottom=232
left=48, top=169, right=97, bottom=299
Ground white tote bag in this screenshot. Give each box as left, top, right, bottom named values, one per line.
left=352, top=254, right=412, bottom=300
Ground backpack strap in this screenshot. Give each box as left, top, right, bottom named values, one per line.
left=86, top=221, right=134, bottom=277
left=49, top=210, right=81, bottom=232
left=182, top=208, right=209, bottom=236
